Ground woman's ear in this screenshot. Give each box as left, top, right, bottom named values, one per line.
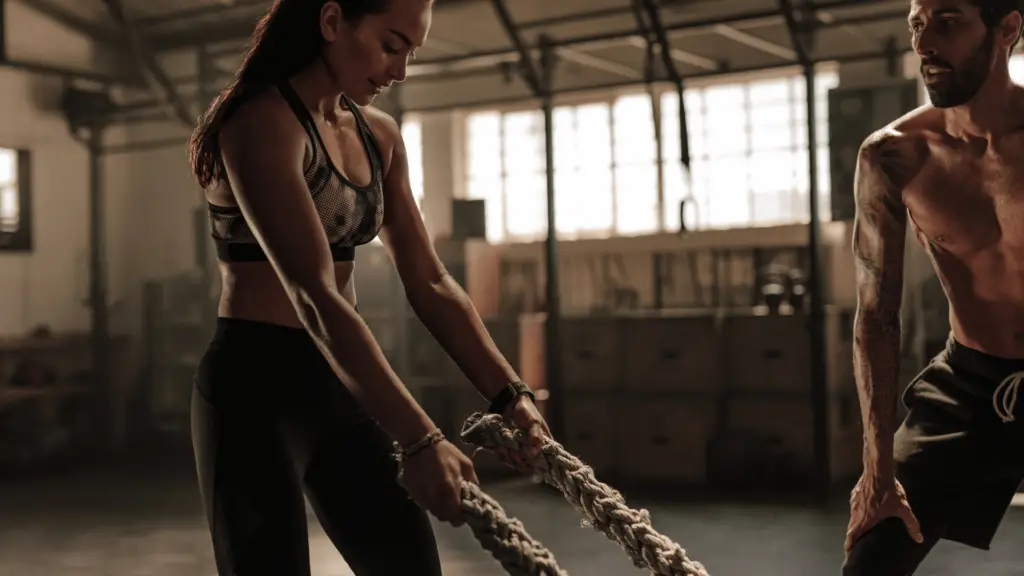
left=320, top=1, right=344, bottom=42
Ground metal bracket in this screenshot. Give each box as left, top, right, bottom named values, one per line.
left=635, top=0, right=683, bottom=85
left=538, top=34, right=556, bottom=96
left=778, top=0, right=817, bottom=65
left=100, top=0, right=195, bottom=127
left=634, top=0, right=690, bottom=171
left=0, top=0, right=7, bottom=63
left=491, top=0, right=543, bottom=96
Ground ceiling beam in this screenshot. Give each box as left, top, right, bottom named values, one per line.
left=99, top=0, right=195, bottom=127
left=712, top=24, right=797, bottom=60
left=490, top=0, right=542, bottom=94
left=19, top=0, right=119, bottom=44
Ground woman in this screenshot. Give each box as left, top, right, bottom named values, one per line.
left=186, top=0, right=551, bottom=574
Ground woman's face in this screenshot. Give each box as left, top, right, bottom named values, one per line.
left=319, top=0, right=431, bottom=106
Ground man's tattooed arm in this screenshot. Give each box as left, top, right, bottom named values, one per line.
left=851, top=131, right=914, bottom=478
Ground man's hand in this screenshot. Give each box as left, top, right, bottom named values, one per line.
left=845, top=472, right=923, bottom=555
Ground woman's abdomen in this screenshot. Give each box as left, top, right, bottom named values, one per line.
left=216, top=261, right=356, bottom=328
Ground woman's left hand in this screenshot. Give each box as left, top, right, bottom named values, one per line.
left=501, top=394, right=552, bottom=470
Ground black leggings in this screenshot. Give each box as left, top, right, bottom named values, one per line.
left=191, top=317, right=442, bottom=576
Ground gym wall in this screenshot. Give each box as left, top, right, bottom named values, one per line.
left=0, top=1, right=130, bottom=337
left=0, top=1, right=927, bottom=343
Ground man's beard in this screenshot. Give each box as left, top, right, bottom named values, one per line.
left=923, top=31, right=995, bottom=108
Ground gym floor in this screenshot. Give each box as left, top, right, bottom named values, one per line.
left=2, top=463, right=1023, bottom=576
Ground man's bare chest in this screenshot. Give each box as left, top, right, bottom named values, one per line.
left=905, top=155, right=1024, bottom=252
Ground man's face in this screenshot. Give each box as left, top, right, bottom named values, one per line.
left=909, top=0, right=994, bottom=108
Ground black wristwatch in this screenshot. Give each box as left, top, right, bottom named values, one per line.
left=487, top=381, right=535, bottom=414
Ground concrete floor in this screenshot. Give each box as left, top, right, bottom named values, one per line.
left=2, top=464, right=1023, bottom=576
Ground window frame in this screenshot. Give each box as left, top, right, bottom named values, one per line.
left=0, top=148, right=32, bottom=252
left=460, top=62, right=840, bottom=244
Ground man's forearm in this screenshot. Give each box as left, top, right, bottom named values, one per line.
left=407, top=274, right=519, bottom=401
left=853, top=308, right=902, bottom=475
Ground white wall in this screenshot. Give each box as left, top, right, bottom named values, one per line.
left=0, top=0, right=926, bottom=337
left=0, top=0, right=139, bottom=337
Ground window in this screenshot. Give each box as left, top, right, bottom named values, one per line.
left=400, top=116, right=425, bottom=209
left=464, top=68, right=839, bottom=242
left=553, top=104, right=613, bottom=237
left=0, top=149, right=17, bottom=233
left=612, top=95, right=659, bottom=235
left=467, top=111, right=508, bottom=243
left=369, top=118, right=424, bottom=245
left=660, top=69, right=838, bottom=230
left=465, top=97, right=663, bottom=242
left=1011, top=53, right=1024, bottom=83
left=0, top=148, right=29, bottom=251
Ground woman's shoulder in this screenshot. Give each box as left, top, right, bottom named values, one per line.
left=220, top=87, right=304, bottom=147
left=353, top=104, right=403, bottom=166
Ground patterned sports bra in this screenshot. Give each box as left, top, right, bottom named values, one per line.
left=208, top=80, right=385, bottom=262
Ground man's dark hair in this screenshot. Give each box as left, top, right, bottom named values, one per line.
left=970, top=0, right=1024, bottom=51
left=971, top=0, right=1024, bottom=27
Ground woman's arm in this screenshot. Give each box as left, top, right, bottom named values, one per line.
left=374, top=114, right=518, bottom=402
left=218, top=93, right=435, bottom=447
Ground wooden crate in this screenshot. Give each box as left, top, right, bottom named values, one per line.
left=562, top=393, right=622, bottom=476
left=362, top=313, right=404, bottom=368
left=707, top=391, right=862, bottom=488
left=483, top=318, right=520, bottom=374
left=720, top=308, right=855, bottom=394
left=620, top=313, right=721, bottom=393
left=559, top=317, right=623, bottom=390
left=615, top=394, right=717, bottom=484
left=404, top=317, right=460, bottom=381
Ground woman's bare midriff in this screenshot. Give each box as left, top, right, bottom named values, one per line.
left=216, top=261, right=356, bottom=328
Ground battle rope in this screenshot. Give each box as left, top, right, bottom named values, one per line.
left=461, top=412, right=711, bottom=576
left=460, top=480, right=568, bottom=575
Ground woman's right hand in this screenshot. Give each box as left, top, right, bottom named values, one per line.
left=399, top=439, right=479, bottom=526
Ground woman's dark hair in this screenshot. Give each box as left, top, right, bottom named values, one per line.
left=188, top=0, right=392, bottom=188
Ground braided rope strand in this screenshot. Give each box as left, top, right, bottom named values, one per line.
left=460, top=481, right=569, bottom=576
left=461, top=412, right=711, bottom=576
left=394, top=439, right=565, bottom=575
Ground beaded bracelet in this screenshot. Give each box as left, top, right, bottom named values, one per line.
left=396, top=428, right=446, bottom=460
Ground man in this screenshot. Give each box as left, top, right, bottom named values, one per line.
left=843, top=1, right=1024, bottom=574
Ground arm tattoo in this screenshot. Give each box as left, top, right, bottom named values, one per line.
left=850, top=132, right=917, bottom=471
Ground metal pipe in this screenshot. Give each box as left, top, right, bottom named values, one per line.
left=100, top=0, right=196, bottom=127
left=640, top=0, right=690, bottom=172
left=538, top=34, right=564, bottom=441
left=517, top=6, right=632, bottom=31
left=402, top=47, right=910, bottom=113
left=101, top=136, right=186, bottom=154
left=780, top=0, right=830, bottom=503
left=87, top=125, right=112, bottom=452
left=0, top=58, right=127, bottom=84
left=149, top=0, right=897, bottom=56
left=638, top=23, right=666, bottom=230
left=159, top=2, right=902, bottom=91
left=136, top=0, right=266, bottom=27
left=0, top=0, right=6, bottom=62
left=491, top=0, right=541, bottom=94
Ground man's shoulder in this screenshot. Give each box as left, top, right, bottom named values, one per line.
left=861, top=105, right=938, bottom=154
left=856, top=106, right=937, bottom=193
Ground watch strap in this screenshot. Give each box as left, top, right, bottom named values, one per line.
left=487, top=381, right=534, bottom=414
